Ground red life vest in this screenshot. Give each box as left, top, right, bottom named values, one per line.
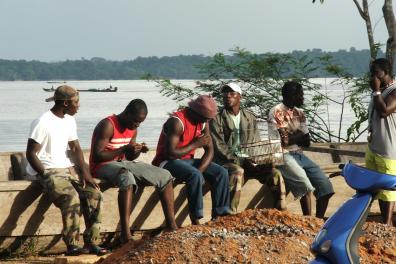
left=152, top=109, right=204, bottom=166
left=89, top=114, right=137, bottom=176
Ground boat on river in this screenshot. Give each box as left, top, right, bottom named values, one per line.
left=42, top=87, right=55, bottom=92
left=77, top=86, right=118, bottom=92
left=46, top=81, right=66, bottom=84
left=42, top=86, right=118, bottom=92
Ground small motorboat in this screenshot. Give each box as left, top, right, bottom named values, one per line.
left=42, top=87, right=55, bottom=92
left=77, top=86, right=118, bottom=92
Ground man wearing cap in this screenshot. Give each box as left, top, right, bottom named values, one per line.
left=152, top=95, right=231, bottom=225
left=210, top=83, right=286, bottom=212
left=26, top=85, right=108, bottom=256
left=89, top=99, right=178, bottom=244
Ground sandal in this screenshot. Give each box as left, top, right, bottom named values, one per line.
left=104, top=237, right=130, bottom=250
left=66, top=245, right=86, bottom=256
left=84, top=244, right=109, bottom=256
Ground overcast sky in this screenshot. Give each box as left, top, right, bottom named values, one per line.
left=0, top=0, right=391, bottom=61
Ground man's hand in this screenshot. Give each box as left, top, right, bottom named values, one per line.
left=371, top=75, right=381, bottom=92
left=278, top=127, right=289, bottom=147
left=291, top=130, right=308, bottom=147
left=279, top=128, right=310, bottom=148
left=82, top=173, right=100, bottom=190
left=192, top=133, right=211, bottom=148
left=298, top=133, right=310, bottom=147
left=125, top=142, right=143, bottom=156
left=141, top=142, right=149, bottom=153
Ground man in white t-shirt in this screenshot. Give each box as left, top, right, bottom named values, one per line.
left=26, top=85, right=108, bottom=256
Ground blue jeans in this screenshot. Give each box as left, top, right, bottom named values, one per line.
left=163, top=159, right=231, bottom=219
left=278, top=152, right=334, bottom=200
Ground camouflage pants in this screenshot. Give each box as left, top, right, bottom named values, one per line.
left=223, top=163, right=287, bottom=212
left=223, top=163, right=244, bottom=212
left=38, top=167, right=103, bottom=246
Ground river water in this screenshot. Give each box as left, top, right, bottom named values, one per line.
left=0, top=79, right=366, bottom=152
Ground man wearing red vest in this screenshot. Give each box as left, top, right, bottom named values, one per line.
left=90, top=99, right=177, bottom=243
left=152, top=95, right=231, bottom=225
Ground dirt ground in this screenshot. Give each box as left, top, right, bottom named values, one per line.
left=97, top=209, right=396, bottom=264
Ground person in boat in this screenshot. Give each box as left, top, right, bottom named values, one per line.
left=268, top=81, right=334, bottom=218
left=367, top=58, right=396, bottom=226
left=210, top=83, right=286, bottom=212
left=89, top=99, right=178, bottom=243
left=152, top=95, right=232, bottom=225
left=25, top=85, right=108, bottom=256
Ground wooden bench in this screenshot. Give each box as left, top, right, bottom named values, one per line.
left=0, top=143, right=371, bottom=254
left=0, top=150, right=281, bottom=254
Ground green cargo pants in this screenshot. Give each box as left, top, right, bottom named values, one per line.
left=38, top=167, right=102, bottom=246
left=223, top=163, right=286, bottom=212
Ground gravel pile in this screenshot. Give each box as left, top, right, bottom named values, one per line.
left=98, top=209, right=396, bottom=264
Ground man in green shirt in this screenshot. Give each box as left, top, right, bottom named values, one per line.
left=210, top=83, right=285, bottom=212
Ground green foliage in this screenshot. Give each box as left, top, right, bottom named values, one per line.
left=0, top=235, right=41, bottom=259
left=0, top=48, right=386, bottom=81
left=153, top=49, right=371, bottom=143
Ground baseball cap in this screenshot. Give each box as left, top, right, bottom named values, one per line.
left=188, top=95, right=218, bottom=119
left=221, top=82, right=242, bottom=95
left=45, top=85, right=79, bottom=102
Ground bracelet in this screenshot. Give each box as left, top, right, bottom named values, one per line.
left=373, top=91, right=381, bottom=96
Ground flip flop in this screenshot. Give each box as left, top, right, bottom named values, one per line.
left=105, top=237, right=131, bottom=250
left=65, top=245, right=86, bottom=256
left=84, top=244, right=109, bottom=256
left=149, top=227, right=164, bottom=237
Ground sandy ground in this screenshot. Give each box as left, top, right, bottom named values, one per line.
left=97, top=209, right=396, bottom=264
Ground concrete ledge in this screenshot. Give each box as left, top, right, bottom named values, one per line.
left=0, top=178, right=278, bottom=237
left=0, top=143, right=368, bottom=181
left=0, top=142, right=369, bottom=254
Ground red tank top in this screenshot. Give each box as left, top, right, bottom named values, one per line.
left=152, top=109, right=204, bottom=166
left=90, top=115, right=137, bottom=176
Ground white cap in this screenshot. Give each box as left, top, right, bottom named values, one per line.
left=221, top=82, right=242, bottom=95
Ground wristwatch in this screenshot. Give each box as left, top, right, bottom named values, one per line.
left=373, top=91, right=381, bottom=96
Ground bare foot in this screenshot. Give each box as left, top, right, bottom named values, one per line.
left=191, top=218, right=200, bottom=225
left=163, top=226, right=178, bottom=233
left=120, top=234, right=133, bottom=245
left=150, top=227, right=177, bottom=237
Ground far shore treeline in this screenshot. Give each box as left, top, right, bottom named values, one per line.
left=0, top=48, right=386, bottom=81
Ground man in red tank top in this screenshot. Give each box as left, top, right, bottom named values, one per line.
left=153, top=95, right=231, bottom=225
left=90, top=99, right=177, bottom=243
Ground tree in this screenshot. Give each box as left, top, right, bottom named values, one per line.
left=153, top=48, right=368, bottom=143
left=313, top=0, right=396, bottom=65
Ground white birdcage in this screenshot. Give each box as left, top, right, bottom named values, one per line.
left=237, top=119, right=284, bottom=165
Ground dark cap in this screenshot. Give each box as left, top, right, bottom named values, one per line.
left=188, top=95, right=218, bottom=119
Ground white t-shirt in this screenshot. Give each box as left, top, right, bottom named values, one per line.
left=229, top=112, right=247, bottom=157
left=26, top=110, right=78, bottom=175
left=230, top=112, right=241, bottom=130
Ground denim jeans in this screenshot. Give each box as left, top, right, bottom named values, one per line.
left=278, top=152, right=334, bottom=200
left=163, top=159, right=231, bottom=219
